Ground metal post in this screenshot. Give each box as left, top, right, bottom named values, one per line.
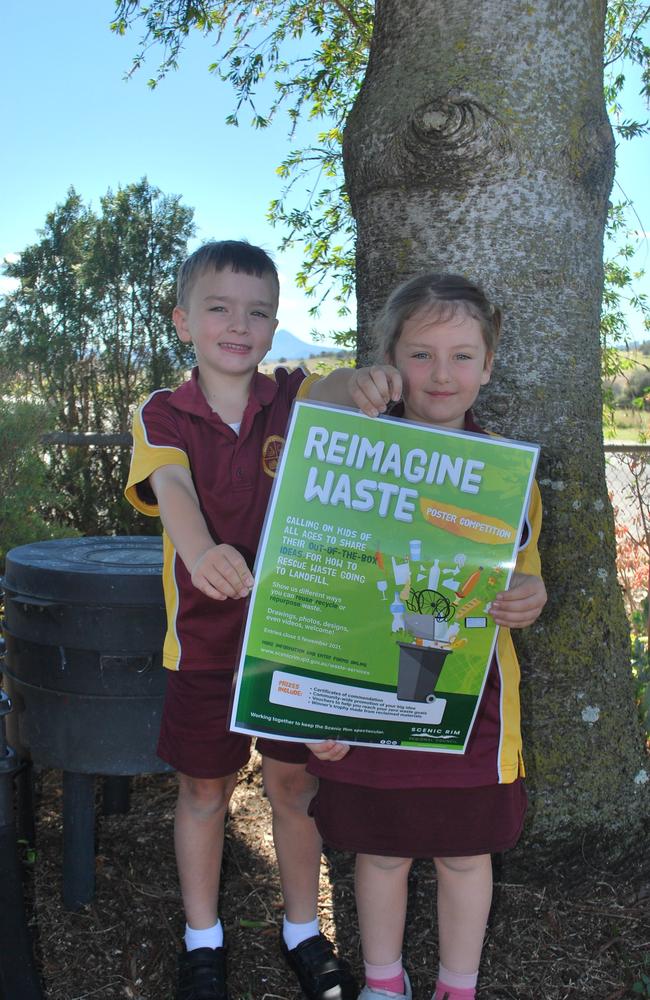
left=15, top=759, right=36, bottom=847
left=0, top=681, right=44, bottom=999
left=62, top=771, right=96, bottom=911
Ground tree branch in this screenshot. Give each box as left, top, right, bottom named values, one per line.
left=327, top=0, right=372, bottom=44
left=604, top=3, right=650, bottom=66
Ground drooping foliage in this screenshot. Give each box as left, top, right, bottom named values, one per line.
left=111, top=1, right=649, bottom=354
left=602, top=3, right=650, bottom=409
left=111, top=0, right=372, bottom=332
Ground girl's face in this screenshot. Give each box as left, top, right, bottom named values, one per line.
left=391, top=307, right=493, bottom=430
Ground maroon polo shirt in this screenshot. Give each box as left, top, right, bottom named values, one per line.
left=125, top=366, right=308, bottom=671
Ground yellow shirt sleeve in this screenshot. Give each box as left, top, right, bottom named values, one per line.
left=124, top=392, right=190, bottom=517
left=514, top=480, right=542, bottom=577
left=296, top=371, right=323, bottom=398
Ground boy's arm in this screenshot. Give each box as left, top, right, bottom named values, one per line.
left=124, top=393, right=253, bottom=602
left=149, top=464, right=254, bottom=601
left=307, top=365, right=403, bottom=417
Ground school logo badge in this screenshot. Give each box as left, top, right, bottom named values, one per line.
left=262, top=435, right=285, bottom=477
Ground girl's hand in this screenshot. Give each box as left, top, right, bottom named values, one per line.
left=349, top=365, right=403, bottom=417
left=307, top=739, right=351, bottom=761
left=190, top=544, right=254, bottom=600
left=489, top=572, right=547, bottom=628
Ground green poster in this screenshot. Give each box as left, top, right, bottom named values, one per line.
left=231, top=402, right=539, bottom=753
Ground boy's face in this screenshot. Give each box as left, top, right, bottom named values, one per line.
left=173, top=266, right=278, bottom=381
left=391, top=308, right=493, bottom=430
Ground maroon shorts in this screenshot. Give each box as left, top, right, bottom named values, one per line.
left=157, top=669, right=309, bottom=778
left=309, top=778, right=527, bottom=858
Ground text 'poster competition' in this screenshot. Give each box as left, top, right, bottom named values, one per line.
left=231, top=402, right=539, bottom=753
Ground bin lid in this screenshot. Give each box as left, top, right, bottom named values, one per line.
left=3, top=536, right=164, bottom=607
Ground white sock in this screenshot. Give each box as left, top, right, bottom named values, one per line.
left=282, top=915, right=320, bottom=950
left=185, top=920, right=223, bottom=951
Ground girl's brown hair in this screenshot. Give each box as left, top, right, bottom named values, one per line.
left=374, top=272, right=501, bottom=361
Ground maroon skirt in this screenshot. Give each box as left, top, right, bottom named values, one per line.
left=309, top=778, right=527, bottom=858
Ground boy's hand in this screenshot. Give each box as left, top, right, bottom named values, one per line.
left=489, top=572, right=547, bottom=628
left=348, top=365, right=403, bottom=417
left=191, top=544, right=254, bottom=601
left=307, top=739, right=351, bottom=761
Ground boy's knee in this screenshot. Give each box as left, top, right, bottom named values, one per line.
left=177, top=772, right=238, bottom=816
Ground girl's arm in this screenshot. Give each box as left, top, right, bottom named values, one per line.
left=490, top=480, right=545, bottom=627
left=307, top=739, right=351, bottom=761
left=489, top=572, right=547, bottom=628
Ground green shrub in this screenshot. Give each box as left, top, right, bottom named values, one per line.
left=0, top=402, right=77, bottom=569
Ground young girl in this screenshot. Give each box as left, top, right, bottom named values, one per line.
left=308, top=273, right=547, bottom=1000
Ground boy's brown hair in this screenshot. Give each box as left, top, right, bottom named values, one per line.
left=176, top=240, right=280, bottom=309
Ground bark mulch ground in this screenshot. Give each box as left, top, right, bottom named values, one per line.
left=19, top=758, right=650, bottom=1000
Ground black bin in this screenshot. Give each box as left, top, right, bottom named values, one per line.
left=0, top=536, right=169, bottom=908
left=1, top=536, right=168, bottom=773
left=396, top=642, right=451, bottom=703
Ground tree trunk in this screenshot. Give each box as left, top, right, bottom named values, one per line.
left=343, top=0, right=648, bottom=865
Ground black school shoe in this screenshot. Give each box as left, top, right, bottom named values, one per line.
left=176, top=945, right=228, bottom=1000
left=280, top=932, right=358, bottom=1000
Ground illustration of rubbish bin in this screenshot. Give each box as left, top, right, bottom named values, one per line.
left=396, top=641, right=452, bottom=703
left=396, top=596, right=455, bottom=703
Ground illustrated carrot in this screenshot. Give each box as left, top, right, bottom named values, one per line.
left=374, top=548, right=385, bottom=572
left=456, top=567, right=483, bottom=599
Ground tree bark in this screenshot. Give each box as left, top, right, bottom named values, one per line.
left=343, top=0, right=648, bottom=864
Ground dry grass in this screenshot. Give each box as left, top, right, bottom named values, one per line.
left=21, top=760, right=650, bottom=1000
left=258, top=352, right=352, bottom=378
left=605, top=407, right=649, bottom=443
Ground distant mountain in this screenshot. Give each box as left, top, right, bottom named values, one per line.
left=264, top=328, right=330, bottom=360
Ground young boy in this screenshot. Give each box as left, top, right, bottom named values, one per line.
left=125, top=241, right=356, bottom=1000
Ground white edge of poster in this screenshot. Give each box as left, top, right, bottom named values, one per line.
left=230, top=399, right=541, bottom=752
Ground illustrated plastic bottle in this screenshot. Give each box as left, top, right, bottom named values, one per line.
left=427, top=558, right=440, bottom=590
left=390, top=592, right=405, bottom=632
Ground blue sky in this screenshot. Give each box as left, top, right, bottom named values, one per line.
left=1, top=1, right=648, bottom=342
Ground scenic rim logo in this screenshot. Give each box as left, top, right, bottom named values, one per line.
left=262, top=435, right=285, bottom=477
